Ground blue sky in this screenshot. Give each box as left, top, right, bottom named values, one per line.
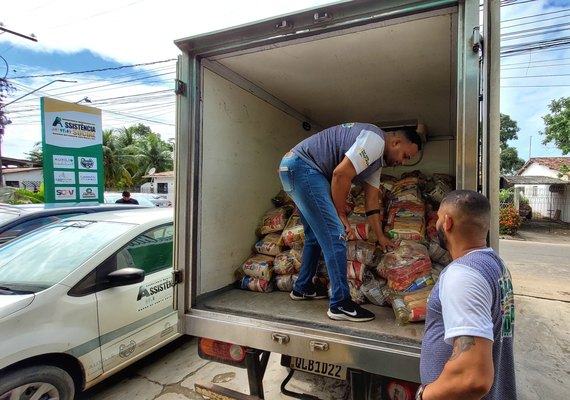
left=1, top=0, right=569, bottom=161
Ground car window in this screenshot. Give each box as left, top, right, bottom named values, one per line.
left=0, top=213, right=84, bottom=245
left=0, top=220, right=133, bottom=293
left=119, top=223, right=174, bottom=274
left=70, top=223, right=173, bottom=296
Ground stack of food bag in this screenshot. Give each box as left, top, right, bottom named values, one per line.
left=273, top=249, right=302, bottom=292
left=280, top=209, right=305, bottom=250
left=238, top=204, right=295, bottom=292
left=347, top=240, right=388, bottom=304
left=385, top=172, right=426, bottom=241
left=377, top=240, right=434, bottom=323
left=237, top=171, right=456, bottom=326
left=240, top=254, right=275, bottom=292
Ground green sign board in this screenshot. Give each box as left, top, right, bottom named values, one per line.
left=41, top=97, right=104, bottom=203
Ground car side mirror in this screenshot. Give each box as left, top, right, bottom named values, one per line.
left=107, top=268, right=145, bottom=287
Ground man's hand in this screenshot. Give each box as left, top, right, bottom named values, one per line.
left=343, top=220, right=356, bottom=240
left=376, top=234, right=396, bottom=253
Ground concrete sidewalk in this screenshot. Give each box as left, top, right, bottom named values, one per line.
left=80, top=336, right=348, bottom=400
left=502, top=219, right=570, bottom=244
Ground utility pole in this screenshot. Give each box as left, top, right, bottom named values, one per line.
left=529, top=136, right=532, bottom=160
left=0, top=80, right=76, bottom=187
left=0, top=24, right=37, bottom=188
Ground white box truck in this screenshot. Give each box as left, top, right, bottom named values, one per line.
left=173, top=0, right=500, bottom=398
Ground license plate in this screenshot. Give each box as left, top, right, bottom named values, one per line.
left=290, top=357, right=347, bottom=380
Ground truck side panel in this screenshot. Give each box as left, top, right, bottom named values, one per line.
left=200, top=68, right=308, bottom=295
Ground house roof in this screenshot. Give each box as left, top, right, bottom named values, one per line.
left=1, top=157, right=42, bottom=168
left=142, top=171, right=174, bottom=178
left=517, top=157, right=570, bottom=176
left=501, top=175, right=569, bottom=187
left=2, top=167, right=43, bottom=174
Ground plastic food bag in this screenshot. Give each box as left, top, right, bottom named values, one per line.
left=275, top=274, right=298, bottom=292
left=242, top=254, right=274, bottom=280
left=240, top=276, right=273, bottom=292
left=258, top=205, right=294, bottom=235
left=274, top=249, right=302, bottom=275
left=348, top=279, right=367, bottom=304
left=360, top=270, right=388, bottom=306
left=271, top=190, right=294, bottom=207
left=347, top=240, right=380, bottom=266
left=254, top=233, right=282, bottom=256
left=281, top=211, right=305, bottom=248
left=377, top=240, right=432, bottom=291
left=347, top=260, right=366, bottom=284
left=390, top=287, right=431, bottom=324
left=427, top=240, right=452, bottom=266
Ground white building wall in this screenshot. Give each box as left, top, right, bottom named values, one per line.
left=515, top=184, right=569, bottom=222
left=520, top=163, right=558, bottom=178
left=2, top=169, right=43, bottom=190
left=141, top=176, right=174, bottom=204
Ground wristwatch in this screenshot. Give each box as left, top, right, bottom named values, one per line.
left=415, top=384, right=426, bottom=400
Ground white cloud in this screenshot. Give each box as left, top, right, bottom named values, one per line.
left=2, top=0, right=336, bottom=159
left=2, top=1, right=336, bottom=63
left=4, top=1, right=570, bottom=160
left=500, top=0, right=570, bottom=158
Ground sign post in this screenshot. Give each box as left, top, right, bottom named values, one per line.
left=41, top=97, right=104, bottom=203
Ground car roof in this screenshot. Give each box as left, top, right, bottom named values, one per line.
left=0, top=203, right=151, bottom=229
left=61, top=207, right=173, bottom=226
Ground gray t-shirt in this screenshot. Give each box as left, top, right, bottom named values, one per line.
left=420, top=248, right=517, bottom=399
left=292, top=123, right=385, bottom=187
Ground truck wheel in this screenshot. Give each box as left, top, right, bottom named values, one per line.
left=0, top=365, right=75, bottom=400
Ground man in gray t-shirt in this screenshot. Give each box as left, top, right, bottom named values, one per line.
left=279, top=123, right=421, bottom=322
left=417, top=190, right=516, bottom=399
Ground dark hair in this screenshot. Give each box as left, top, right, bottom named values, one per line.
left=398, top=128, right=422, bottom=151
left=441, top=190, right=490, bottom=226
left=122, top=191, right=131, bottom=197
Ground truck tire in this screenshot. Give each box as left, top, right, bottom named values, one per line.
left=0, top=365, right=75, bottom=400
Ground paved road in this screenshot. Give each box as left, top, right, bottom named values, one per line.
left=80, top=239, right=570, bottom=400
left=500, top=239, right=570, bottom=400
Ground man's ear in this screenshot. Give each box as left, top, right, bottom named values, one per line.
left=444, top=214, right=453, bottom=231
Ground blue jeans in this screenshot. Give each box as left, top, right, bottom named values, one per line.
left=279, top=152, right=350, bottom=307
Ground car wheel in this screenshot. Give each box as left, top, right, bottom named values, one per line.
left=0, top=365, right=75, bottom=400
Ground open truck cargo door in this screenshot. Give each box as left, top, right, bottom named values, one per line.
left=173, top=1, right=499, bottom=398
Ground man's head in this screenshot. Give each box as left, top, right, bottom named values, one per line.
left=122, top=191, right=131, bottom=199
left=436, top=190, right=490, bottom=253
left=383, top=128, right=422, bottom=167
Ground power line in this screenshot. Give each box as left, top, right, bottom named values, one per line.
left=11, top=59, right=176, bottom=79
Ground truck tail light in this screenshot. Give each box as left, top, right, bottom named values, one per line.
left=385, top=378, right=420, bottom=400
left=198, top=337, right=247, bottom=367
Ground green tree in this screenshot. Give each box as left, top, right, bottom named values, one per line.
left=127, top=132, right=173, bottom=184
left=25, top=142, right=43, bottom=164
left=541, top=97, right=570, bottom=155
left=500, top=113, right=520, bottom=150
left=500, top=146, right=525, bottom=174
left=499, top=114, right=524, bottom=174
left=102, top=128, right=135, bottom=189
left=558, top=163, right=570, bottom=178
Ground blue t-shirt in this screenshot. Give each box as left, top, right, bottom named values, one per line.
left=292, top=123, right=385, bottom=188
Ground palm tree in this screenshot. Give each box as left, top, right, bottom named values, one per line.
left=25, top=142, right=43, bottom=165
left=127, top=133, right=173, bottom=185
left=102, top=128, right=135, bottom=189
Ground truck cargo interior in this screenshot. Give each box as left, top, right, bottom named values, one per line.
left=184, top=5, right=465, bottom=368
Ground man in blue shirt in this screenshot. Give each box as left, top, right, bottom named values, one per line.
left=279, top=123, right=421, bottom=322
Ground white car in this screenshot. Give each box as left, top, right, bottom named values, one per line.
left=0, top=208, right=179, bottom=400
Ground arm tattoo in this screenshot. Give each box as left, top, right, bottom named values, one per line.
left=449, top=336, right=476, bottom=361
